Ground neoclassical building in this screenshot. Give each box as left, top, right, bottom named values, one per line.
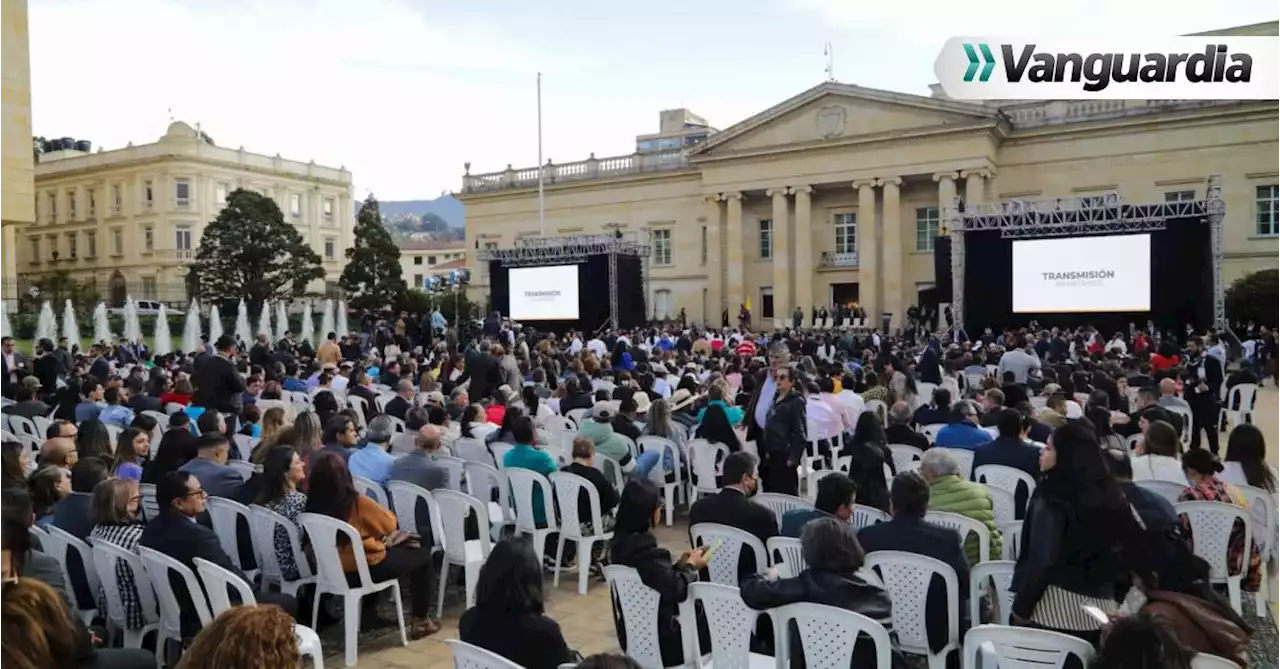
left=458, top=80, right=1277, bottom=328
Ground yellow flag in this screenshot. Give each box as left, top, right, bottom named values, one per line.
left=745, top=297, right=752, bottom=311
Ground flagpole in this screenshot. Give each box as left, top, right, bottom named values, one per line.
left=537, top=72, right=545, bottom=237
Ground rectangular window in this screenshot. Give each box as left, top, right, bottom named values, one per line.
left=428, top=255, right=437, bottom=265
left=112, top=184, right=122, bottom=213
left=143, top=225, right=154, bottom=251
left=112, top=229, right=124, bottom=255
left=414, top=273, right=423, bottom=286
left=324, top=238, right=335, bottom=259
left=175, top=225, right=192, bottom=251
left=175, top=180, right=190, bottom=206
left=1080, top=195, right=1106, bottom=209
left=1164, top=190, right=1195, bottom=202
left=914, top=207, right=939, bottom=252
left=87, top=188, right=95, bottom=217
left=1256, top=185, right=1278, bottom=236
left=30, top=237, right=39, bottom=262
left=834, top=212, right=858, bottom=254
left=66, top=232, right=77, bottom=258
left=290, top=193, right=301, bottom=217
left=759, top=219, right=773, bottom=259
left=48, top=192, right=57, bottom=221
left=68, top=191, right=76, bottom=220
left=144, top=180, right=154, bottom=206
left=141, top=277, right=157, bottom=300
left=653, top=228, right=673, bottom=265
left=484, top=242, right=498, bottom=250
left=86, top=231, right=96, bottom=258
left=760, top=287, right=774, bottom=319
left=215, top=183, right=228, bottom=205
left=414, top=256, right=423, bottom=265
left=700, top=226, right=707, bottom=265
left=323, top=198, right=334, bottom=217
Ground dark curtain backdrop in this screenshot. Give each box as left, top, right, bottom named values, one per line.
left=961, top=219, right=1212, bottom=334
left=489, top=254, right=644, bottom=333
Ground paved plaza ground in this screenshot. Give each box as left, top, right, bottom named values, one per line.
left=334, top=386, right=1280, bottom=668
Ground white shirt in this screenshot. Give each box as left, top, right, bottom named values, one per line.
left=1107, top=338, right=1128, bottom=355
left=1130, top=454, right=1188, bottom=485
left=835, top=389, right=866, bottom=430
left=806, top=397, right=842, bottom=440
left=586, top=339, right=607, bottom=357
left=820, top=392, right=856, bottom=432
left=569, top=338, right=583, bottom=355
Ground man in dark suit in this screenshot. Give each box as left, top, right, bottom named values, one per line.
left=688, top=452, right=778, bottom=581
left=858, top=471, right=970, bottom=650
left=192, top=335, right=246, bottom=417
left=999, top=371, right=1029, bottom=408
left=383, top=379, right=416, bottom=421
left=972, top=409, right=1041, bottom=516
left=125, top=375, right=163, bottom=414
left=31, top=339, right=65, bottom=403
left=2, top=336, right=27, bottom=399
left=912, top=387, right=951, bottom=427
left=140, top=471, right=295, bottom=643
left=52, top=458, right=111, bottom=540
left=177, top=433, right=255, bottom=504
left=460, top=341, right=502, bottom=402
left=1184, top=336, right=1225, bottom=454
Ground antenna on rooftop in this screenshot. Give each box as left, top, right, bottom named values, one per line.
left=823, top=42, right=835, bottom=81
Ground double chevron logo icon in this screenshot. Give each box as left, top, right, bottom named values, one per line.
left=962, top=43, right=997, bottom=82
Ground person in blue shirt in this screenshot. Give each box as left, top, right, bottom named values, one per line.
left=98, top=386, right=136, bottom=428
left=696, top=384, right=744, bottom=427
left=75, top=378, right=106, bottom=423
left=934, top=400, right=993, bottom=450
left=347, top=415, right=397, bottom=485
left=501, top=415, right=558, bottom=527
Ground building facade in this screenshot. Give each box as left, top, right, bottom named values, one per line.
left=2, top=0, right=35, bottom=304
left=398, top=241, right=467, bottom=290
left=25, top=121, right=356, bottom=305
left=459, top=80, right=1278, bottom=328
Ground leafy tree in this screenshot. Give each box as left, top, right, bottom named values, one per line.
left=340, top=195, right=407, bottom=311
left=193, top=189, right=323, bottom=309
left=22, top=270, right=98, bottom=313
left=1225, top=269, right=1278, bottom=328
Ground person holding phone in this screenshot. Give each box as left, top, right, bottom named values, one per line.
left=610, top=480, right=710, bottom=667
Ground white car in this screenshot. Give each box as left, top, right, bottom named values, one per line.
left=108, top=300, right=185, bottom=317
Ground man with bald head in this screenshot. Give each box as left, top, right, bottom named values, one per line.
left=39, top=437, right=78, bottom=469
left=1156, top=378, right=1191, bottom=413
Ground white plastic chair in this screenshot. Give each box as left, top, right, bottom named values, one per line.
left=594, top=454, right=626, bottom=491
left=962, top=624, right=1095, bottom=669
left=7, top=414, right=40, bottom=444
left=767, top=536, right=807, bottom=578
left=925, top=510, right=992, bottom=563
left=227, top=459, right=259, bottom=481
left=550, top=470, right=614, bottom=594
left=602, top=565, right=697, bottom=669
left=864, top=551, right=959, bottom=669
left=453, top=437, right=493, bottom=467
left=352, top=475, right=390, bottom=507
left=1125, top=433, right=1143, bottom=453
left=637, top=435, right=685, bottom=526
left=444, top=639, right=524, bottom=669
left=386, top=480, right=444, bottom=545
left=538, top=414, right=575, bottom=437
left=999, top=521, right=1023, bottom=561
left=346, top=395, right=369, bottom=429
left=851, top=504, right=890, bottom=531
left=1191, top=653, right=1244, bottom=669
left=986, top=487, right=1017, bottom=526
left=88, top=538, right=160, bottom=649
left=771, top=601, right=894, bottom=669
left=505, top=468, right=559, bottom=565
left=297, top=512, right=408, bottom=667
left=138, top=546, right=214, bottom=666
left=138, top=483, right=160, bottom=521
left=232, top=434, right=258, bottom=461
left=931, top=447, right=975, bottom=480
left=887, top=444, right=925, bottom=473
left=192, top=557, right=325, bottom=669
left=687, top=582, right=773, bottom=669
left=919, top=423, right=946, bottom=445
left=566, top=407, right=590, bottom=429
left=690, top=522, right=768, bottom=587
left=969, top=560, right=1016, bottom=625
left=205, top=496, right=259, bottom=581
left=1235, top=483, right=1277, bottom=617
left=1223, top=383, right=1258, bottom=430
left=389, top=432, right=418, bottom=456
left=688, top=439, right=729, bottom=501
left=753, top=492, right=814, bottom=527
left=41, top=525, right=100, bottom=624
left=248, top=504, right=316, bottom=598
left=1167, top=405, right=1194, bottom=450
left=1135, top=479, right=1188, bottom=506
left=432, top=489, right=493, bottom=616
left=974, top=464, right=1036, bottom=512
left=464, top=461, right=514, bottom=541
left=1175, top=500, right=1252, bottom=615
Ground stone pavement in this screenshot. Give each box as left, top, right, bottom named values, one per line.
left=339, top=386, right=1280, bottom=668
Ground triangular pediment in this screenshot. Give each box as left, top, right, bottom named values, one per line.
left=693, top=82, right=999, bottom=156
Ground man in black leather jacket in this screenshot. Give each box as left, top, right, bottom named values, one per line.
left=761, top=367, right=808, bottom=496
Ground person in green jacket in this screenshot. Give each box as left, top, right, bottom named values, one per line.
left=920, top=449, right=1002, bottom=564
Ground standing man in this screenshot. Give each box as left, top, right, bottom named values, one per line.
left=193, top=335, right=246, bottom=427
left=1184, top=336, right=1224, bottom=454
left=2, top=336, right=26, bottom=399
left=760, top=363, right=807, bottom=496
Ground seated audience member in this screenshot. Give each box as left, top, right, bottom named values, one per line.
left=0, top=576, right=155, bottom=669
left=780, top=471, right=856, bottom=538
left=971, top=407, right=1041, bottom=503
left=1035, top=393, right=1069, bottom=430
left=390, top=426, right=453, bottom=493
left=978, top=388, right=1005, bottom=427
left=347, top=415, right=396, bottom=485
left=28, top=466, right=68, bottom=524
left=933, top=400, right=991, bottom=450
left=694, top=402, right=743, bottom=455
left=611, top=395, right=644, bottom=442
left=75, top=378, right=106, bottom=423
left=578, top=401, right=656, bottom=477
left=1116, top=386, right=1160, bottom=437
left=110, top=427, right=151, bottom=481
left=912, top=387, right=951, bottom=428
left=139, top=472, right=295, bottom=639
left=177, top=605, right=301, bottom=669
left=884, top=401, right=929, bottom=451
left=846, top=411, right=895, bottom=512
left=609, top=480, right=709, bottom=668
left=99, top=386, right=136, bottom=429
left=4, top=488, right=76, bottom=606
left=688, top=451, right=778, bottom=578
left=1, top=440, right=29, bottom=490
left=89, top=477, right=148, bottom=632
left=502, top=417, right=558, bottom=528
left=858, top=472, right=970, bottom=650
left=1130, top=420, right=1186, bottom=484
left=459, top=537, right=577, bottom=669
left=39, top=436, right=78, bottom=470
left=920, top=449, right=1001, bottom=564
left=384, top=380, right=416, bottom=421
left=8, top=376, right=51, bottom=419
left=315, top=415, right=359, bottom=464
left=76, top=419, right=113, bottom=462
left=1221, top=423, right=1276, bottom=493
left=999, top=371, right=1029, bottom=408
left=305, top=452, right=440, bottom=638
left=563, top=436, right=620, bottom=534
left=159, top=377, right=194, bottom=407
left=178, top=433, right=253, bottom=503
left=254, top=446, right=309, bottom=582
left=53, top=457, right=110, bottom=540
left=1014, top=401, right=1052, bottom=444
left=1094, top=613, right=1196, bottom=669
left=1178, top=448, right=1261, bottom=597
left=143, top=412, right=197, bottom=484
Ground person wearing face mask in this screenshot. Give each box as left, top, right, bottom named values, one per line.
left=688, top=452, right=778, bottom=581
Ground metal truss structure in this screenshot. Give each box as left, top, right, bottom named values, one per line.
left=942, top=175, right=1225, bottom=337
left=476, top=234, right=650, bottom=330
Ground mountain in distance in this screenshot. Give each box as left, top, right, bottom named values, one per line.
left=367, top=194, right=466, bottom=241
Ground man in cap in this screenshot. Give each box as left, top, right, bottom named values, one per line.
left=577, top=401, right=659, bottom=478
left=8, top=376, right=52, bottom=420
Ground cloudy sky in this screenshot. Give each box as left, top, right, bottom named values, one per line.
left=28, top=0, right=1277, bottom=200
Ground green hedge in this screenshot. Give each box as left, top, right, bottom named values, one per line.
left=8, top=313, right=322, bottom=341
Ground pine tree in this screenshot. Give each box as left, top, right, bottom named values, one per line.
left=340, top=194, right=407, bottom=311
left=193, top=189, right=324, bottom=308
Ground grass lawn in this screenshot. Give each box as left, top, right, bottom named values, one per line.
left=15, top=336, right=181, bottom=356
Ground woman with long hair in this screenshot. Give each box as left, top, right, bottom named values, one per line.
left=486, top=405, right=525, bottom=446
left=609, top=480, right=708, bottom=667
left=255, top=446, right=308, bottom=582
left=1178, top=448, right=1261, bottom=596
left=304, top=452, right=440, bottom=637
left=257, top=407, right=287, bottom=450
left=1093, top=613, right=1194, bottom=669
left=1085, top=405, right=1124, bottom=451
left=1012, top=422, right=1150, bottom=644
left=845, top=411, right=894, bottom=511
left=884, top=356, right=917, bottom=407
left=311, top=391, right=339, bottom=426
left=1, top=441, right=29, bottom=489
left=459, top=537, right=576, bottom=669
left=643, top=398, right=682, bottom=478
left=89, top=477, right=147, bottom=630
left=291, top=412, right=323, bottom=462
left=459, top=403, right=486, bottom=439
left=110, top=428, right=150, bottom=481
left=694, top=403, right=741, bottom=453
left=1221, top=423, right=1276, bottom=493
left=142, top=413, right=196, bottom=484
left=76, top=418, right=114, bottom=462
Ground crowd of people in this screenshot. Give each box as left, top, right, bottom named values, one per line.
left=0, top=310, right=1274, bottom=668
